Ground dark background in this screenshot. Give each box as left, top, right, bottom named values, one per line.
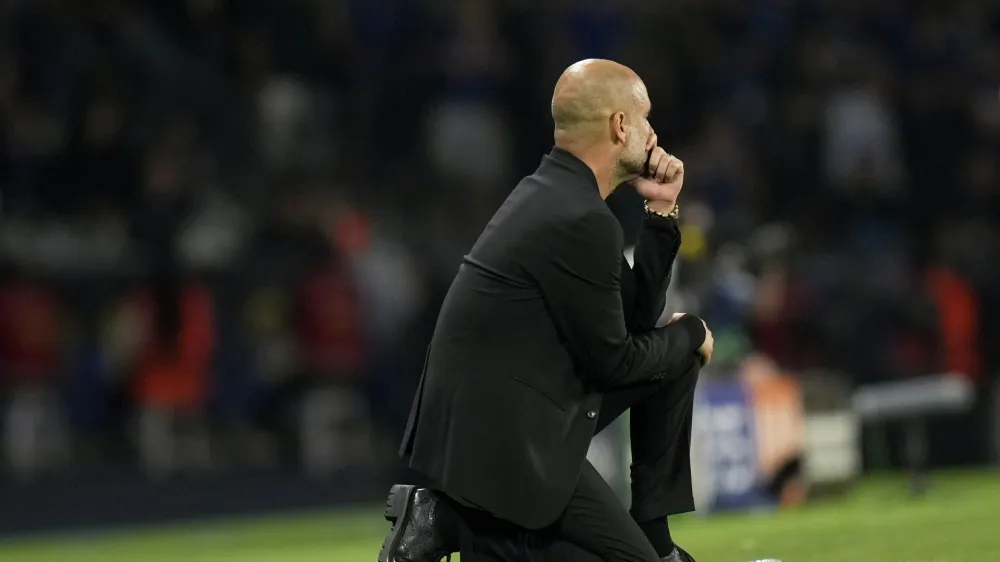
left=1, top=0, right=998, bottom=532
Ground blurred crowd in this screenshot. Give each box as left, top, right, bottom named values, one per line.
left=1, top=0, right=999, bottom=479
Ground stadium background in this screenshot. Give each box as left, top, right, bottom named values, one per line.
left=0, top=0, right=999, bottom=560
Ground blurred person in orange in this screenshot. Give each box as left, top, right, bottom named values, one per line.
left=125, top=268, right=215, bottom=477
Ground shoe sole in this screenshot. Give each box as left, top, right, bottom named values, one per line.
left=378, top=484, right=417, bottom=562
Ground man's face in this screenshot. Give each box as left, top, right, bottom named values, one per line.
left=615, top=82, right=654, bottom=178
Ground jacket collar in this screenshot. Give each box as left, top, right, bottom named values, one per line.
left=544, top=146, right=600, bottom=194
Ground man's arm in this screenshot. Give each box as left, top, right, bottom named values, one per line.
left=621, top=212, right=681, bottom=333
left=532, top=209, right=703, bottom=390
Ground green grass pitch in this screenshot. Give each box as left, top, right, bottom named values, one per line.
left=2, top=472, right=998, bottom=562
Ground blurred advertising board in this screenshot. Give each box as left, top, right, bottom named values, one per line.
left=690, top=356, right=807, bottom=513
left=589, top=354, right=861, bottom=513
left=691, top=377, right=765, bottom=511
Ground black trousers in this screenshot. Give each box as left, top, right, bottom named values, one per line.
left=450, top=361, right=700, bottom=562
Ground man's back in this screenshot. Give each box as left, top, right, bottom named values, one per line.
left=403, top=149, right=613, bottom=528
left=433, top=147, right=616, bottom=411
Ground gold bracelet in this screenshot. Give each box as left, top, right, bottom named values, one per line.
left=644, top=200, right=679, bottom=219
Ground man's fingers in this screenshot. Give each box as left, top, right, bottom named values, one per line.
left=664, top=156, right=683, bottom=182
left=654, top=155, right=671, bottom=182
left=645, top=148, right=684, bottom=184
left=647, top=147, right=664, bottom=177
left=698, top=322, right=713, bottom=365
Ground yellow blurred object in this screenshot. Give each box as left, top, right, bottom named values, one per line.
left=679, top=224, right=706, bottom=260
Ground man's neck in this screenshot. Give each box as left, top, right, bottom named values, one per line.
left=555, top=142, right=621, bottom=199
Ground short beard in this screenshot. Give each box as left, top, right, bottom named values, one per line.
left=613, top=147, right=647, bottom=186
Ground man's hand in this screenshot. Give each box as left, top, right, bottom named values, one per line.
left=669, top=313, right=714, bottom=366
left=633, top=147, right=684, bottom=214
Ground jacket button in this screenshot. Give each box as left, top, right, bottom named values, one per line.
left=586, top=411, right=597, bottom=419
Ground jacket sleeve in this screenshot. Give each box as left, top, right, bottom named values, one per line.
left=621, top=213, right=682, bottom=333
left=532, top=209, right=704, bottom=390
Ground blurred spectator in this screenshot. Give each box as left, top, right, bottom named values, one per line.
left=823, top=63, right=904, bottom=197
left=294, top=237, right=369, bottom=474
left=122, top=270, right=215, bottom=478
left=0, top=265, right=65, bottom=479
left=297, top=244, right=363, bottom=382
left=424, top=0, right=512, bottom=191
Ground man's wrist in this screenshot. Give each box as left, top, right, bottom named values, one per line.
left=645, top=200, right=677, bottom=217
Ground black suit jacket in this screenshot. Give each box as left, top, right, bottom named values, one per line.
left=400, top=147, right=705, bottom=529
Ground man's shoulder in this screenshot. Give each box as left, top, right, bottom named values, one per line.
left=512, top=173, right=614, bottom=227
left=497, top=182, right=620, bottom=260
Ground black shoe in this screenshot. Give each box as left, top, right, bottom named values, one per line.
left=378, top=485, right=456, bottom=562
left=662, top=545, right=696, bottom=562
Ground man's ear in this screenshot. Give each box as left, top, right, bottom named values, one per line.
left=611, top=112, right=627, bottom=144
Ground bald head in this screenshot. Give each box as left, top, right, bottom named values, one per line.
left=551, top=59, right=648, bottom=144
left=550, top=59, right=656, bottom=195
